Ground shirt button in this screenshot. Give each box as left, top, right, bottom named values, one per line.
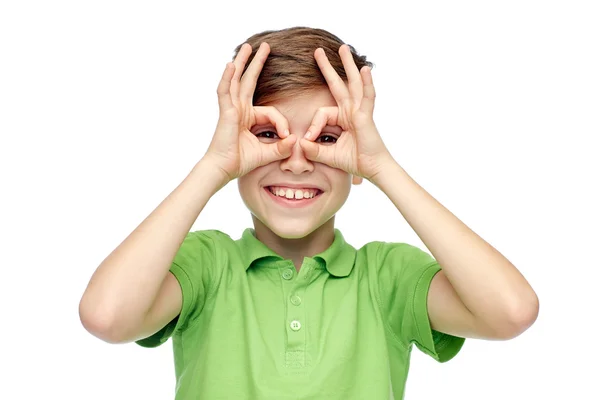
left=290, top=320, right=302, bottom=331
left=290, top=295, right=302, bottom=306
left=282, top=269, right=294, bottom=280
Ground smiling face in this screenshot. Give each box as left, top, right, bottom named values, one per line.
left=238, top=87, right=359, bottom=239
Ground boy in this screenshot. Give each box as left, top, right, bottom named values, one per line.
left=79, top=27, right=539, bottom=399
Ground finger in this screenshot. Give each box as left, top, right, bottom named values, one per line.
left=339, top=44, right=362, bottom=103
left=314, top=48, right=350, bottom=104
left=216, top=62, right=235, bottom=112
left=240, top=42, right=270, bottom=102
left=359, top=66, right=376, bottom=115
left=299, top=137, right=335, bottom=165
left=304, top=107, right=338, bottom=141
left=231, top=43, right=253, bottom=104
left=253, top=106, right=290, bottom=138
left=260, top=134, right=297, bottom=165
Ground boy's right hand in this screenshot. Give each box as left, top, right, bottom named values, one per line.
left=203, top=42, right=297, bottom=183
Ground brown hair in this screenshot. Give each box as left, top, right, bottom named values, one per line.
left=232, top=26, right=374, bottom=106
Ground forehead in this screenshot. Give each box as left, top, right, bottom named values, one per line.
left=270, top=88, right=337, bottom=125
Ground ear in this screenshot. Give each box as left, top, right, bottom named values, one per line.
left=352, top=175, right=363, bottom=185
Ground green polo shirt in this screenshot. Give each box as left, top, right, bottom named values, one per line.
left=136, top=228, right=465, bottom=399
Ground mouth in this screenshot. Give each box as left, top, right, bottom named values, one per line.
left=264, top=186, right=324, bottom=208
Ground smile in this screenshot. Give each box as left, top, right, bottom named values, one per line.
left=264, top=186, right=323, bottom=208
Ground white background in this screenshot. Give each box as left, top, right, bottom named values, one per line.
left=1, top=1, right=598, bottom=399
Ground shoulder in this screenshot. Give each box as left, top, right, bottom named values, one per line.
left=355, top=239, right=440, bottom=298
left=357, top=239, right=436, bottom=273
left=180, top=229, right=235, bottom=251
left=186, top=228, right=232, bottom=241
left=172, top=229, right=235, bottom=269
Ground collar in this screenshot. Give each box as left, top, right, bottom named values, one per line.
left=236, top=228, right=357, bottom=277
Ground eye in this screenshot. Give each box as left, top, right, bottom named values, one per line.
left=255, top=130, right=278, bottom=139
left=316, top=134, right=338, bottom=144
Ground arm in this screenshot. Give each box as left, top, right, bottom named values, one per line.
left=370, top=160, right=539, bottom=340
left=78, top=158, right=227, bottom=342
left=79, top=42, right=296, bottom=344
left=299, top=44, right=538, bottom=341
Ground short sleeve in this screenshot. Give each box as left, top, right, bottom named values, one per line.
left=377, top=242, right=465, bottom=363
left=135, top=230, right=218, bottom=348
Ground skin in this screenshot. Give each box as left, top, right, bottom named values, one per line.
left=209, top=41, right=539, bottom=341
left=297, top=44, right=539, bottom=340
left=238, top=88, right=360, bottom=270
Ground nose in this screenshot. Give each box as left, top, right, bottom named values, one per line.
left=279, top=132, right=314, bottom=174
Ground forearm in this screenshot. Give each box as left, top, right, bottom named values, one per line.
left=370, top=160, right=538, bottom=327
left=79, top=157, right=228, bottom=334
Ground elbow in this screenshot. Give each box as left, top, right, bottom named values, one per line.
left=79, top=298, right=122, bottom=344
left=495, top=291, right=540, bottom=340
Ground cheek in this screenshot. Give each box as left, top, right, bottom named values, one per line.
left=237, top=176, right=249, bottom=193
left=329, top=171, right=352, bottom=198
left=237, top=168, right=266, bottom=205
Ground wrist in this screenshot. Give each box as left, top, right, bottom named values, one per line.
left=193, top=156, right=232, bottom=192
left=367, top=154, right=400, bottom=185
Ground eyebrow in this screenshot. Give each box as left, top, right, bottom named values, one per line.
left=253, top=123, right=343, bottom=133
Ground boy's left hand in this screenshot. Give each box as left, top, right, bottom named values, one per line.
left=300, top=45, right=394, bottom=182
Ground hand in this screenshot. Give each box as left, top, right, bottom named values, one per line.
left=203, top=42, right=297, bottom=182
left=299, top=45, right=394, bottom=181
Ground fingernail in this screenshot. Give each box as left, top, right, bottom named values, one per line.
left=304, top=130, right=311, bottom=139
left=284, top=129, right=290, bottom=137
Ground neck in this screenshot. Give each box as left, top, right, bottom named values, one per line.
left=252, top=216, right=335, bottom=271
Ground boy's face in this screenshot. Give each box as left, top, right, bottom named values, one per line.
left=238, top=87, right=360, bottom=239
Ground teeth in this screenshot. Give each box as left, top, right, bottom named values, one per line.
left=269, top=186, right=319, bottom=200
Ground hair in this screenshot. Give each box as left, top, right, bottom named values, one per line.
left=232, top=26, right=374, bottom=106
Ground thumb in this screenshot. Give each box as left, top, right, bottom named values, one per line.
left=299, top=138, right=332, bottom=165
left=261, top=134, right=297, bottom=165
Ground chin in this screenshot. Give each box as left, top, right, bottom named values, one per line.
left=262, top=219, right=318, bottom=239
left=252, top=210, right=335, bottom=240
